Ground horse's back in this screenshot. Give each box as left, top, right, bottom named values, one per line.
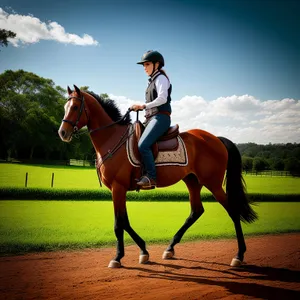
left=182, top=129, right=227, bottom=154
left=180, top=129, right=228, bottom=178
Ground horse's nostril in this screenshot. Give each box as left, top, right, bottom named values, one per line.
left=61, top=130, right=65, bottom=137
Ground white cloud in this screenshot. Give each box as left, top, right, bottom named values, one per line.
left=108, top=94, right=140, bottom=121
left=110, top=93, right=300, bottom=144
left=0, top=8, right=99, bottom=46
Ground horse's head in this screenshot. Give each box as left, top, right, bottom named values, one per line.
left=58, top=85, right=89, bottom=142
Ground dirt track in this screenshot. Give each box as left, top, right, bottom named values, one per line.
left=1, top=233, right=300, bottom=300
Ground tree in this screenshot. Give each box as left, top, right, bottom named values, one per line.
left=0, top=70, right=65, bottom=159
left=0, top=29, right=16, bottom=48
left=242, top=156, right=253, bottom=171
left=284, top=158, right=300, bottom=176
left=269, top=158, right=285, bottom=171
left=252, top=157, right=268, bottom=172
left=80, top=86, right=90, bottom=92
left=0, top=69, right=97, bottom=161
left=100, top=93, right=109, bottom=100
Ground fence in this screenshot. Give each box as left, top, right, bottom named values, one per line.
left=2, top=159, right=298, bottom=176
left=69, top=159, right=92, bottom=167
left=243, top=170, right=292, bottom=177
left=2, top=158, right=94, bottom=167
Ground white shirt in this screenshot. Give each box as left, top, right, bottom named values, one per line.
left=145, top=74, right=170, bottom=109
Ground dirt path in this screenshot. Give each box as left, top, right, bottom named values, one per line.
left=1, top=234, right=300, bottom=300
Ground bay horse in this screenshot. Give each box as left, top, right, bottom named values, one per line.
left=58, top=85, right=257, bottom=268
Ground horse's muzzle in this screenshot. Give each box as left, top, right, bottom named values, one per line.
left=58, top=124, right=73, bottom=142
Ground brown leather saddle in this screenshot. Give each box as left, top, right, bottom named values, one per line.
left=133, top=121, right=179, bottom=161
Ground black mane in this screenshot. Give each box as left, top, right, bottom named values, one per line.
left=86, top=91, right=131, bottom=125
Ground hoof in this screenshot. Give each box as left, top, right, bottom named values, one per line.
left=162, top=250, right=174, bottom=259
left=139, top=254, right=149, bottom=264
left=230, top=258, right=242, bottom=267
left=108, top=260, right=121, bottom=268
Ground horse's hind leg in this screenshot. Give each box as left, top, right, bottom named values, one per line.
left=163, top=174, right=204, bottom=259
left=210, top=187, right=246, bottom=266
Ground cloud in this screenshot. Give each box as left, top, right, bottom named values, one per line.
left=110, top=93, right=300, bottom=144
left=108, top=94, right=139, bottom=121
left=0, top=8, right=99, bottom=46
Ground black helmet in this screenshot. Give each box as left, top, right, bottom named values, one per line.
left=137, top=50, right=165, bottom=67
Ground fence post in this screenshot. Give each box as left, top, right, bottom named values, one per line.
left=51, top=173, right=54, bottom=188
left=25, top=172, right=28, bottom=187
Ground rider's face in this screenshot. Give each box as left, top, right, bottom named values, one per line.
left=143, top=62, right=159, bottom=76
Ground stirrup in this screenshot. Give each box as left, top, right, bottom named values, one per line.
left=136, top=176, right=156, bottom=189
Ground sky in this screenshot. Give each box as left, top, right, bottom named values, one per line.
left=0, top=0, right=299, bottom=144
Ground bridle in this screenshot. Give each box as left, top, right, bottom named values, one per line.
left=62, top=95, right=88, bottom=133
left=62, top=92, right=135, bottom=187
left=62, top=93, right=132, bottom=135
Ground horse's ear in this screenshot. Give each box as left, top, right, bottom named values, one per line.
left=67, top=86, right=72, bottom=95
left=73, top=85, right=81, bottom=95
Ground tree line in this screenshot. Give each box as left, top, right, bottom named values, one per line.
left=1, top=69, right=299, bottom=174
left=239, top=143, right=300, bottom=175
left=0, top=69, right=100, bottom=163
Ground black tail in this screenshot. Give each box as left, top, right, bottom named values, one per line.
left=218, top=136, right=258, bottom=223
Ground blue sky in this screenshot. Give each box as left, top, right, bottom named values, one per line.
left=0, top=0, right=299, bottom=143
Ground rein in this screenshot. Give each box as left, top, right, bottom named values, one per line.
left=89, top=108, right=132, bottom=134
left=96, top=124, right=133, bottom=169
left=62, top=93, right=135, bottom=187
left=63, top=94, right=132, bottom=137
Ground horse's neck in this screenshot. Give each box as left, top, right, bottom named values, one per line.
left=85, top=95, right=112, bottom=132
left=84, top=94, right=128, bottom=157
left=91, top=125, right=127, bottom=155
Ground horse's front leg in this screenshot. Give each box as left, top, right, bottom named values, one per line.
left=123, top=210, right=149, bottom=264
left=108, top=182, right=149, bottom=268
left=163, top=174, right=204, bottom=259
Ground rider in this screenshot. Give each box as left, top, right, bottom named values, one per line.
left=130, top=50, right=172, bottom=189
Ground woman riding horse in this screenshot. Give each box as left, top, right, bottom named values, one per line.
left=58, top=83, right=257, bottom=269
left=131, top=50, right=172, bottom=189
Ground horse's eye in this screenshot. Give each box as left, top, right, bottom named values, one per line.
left=73, top=106, right=78, bottom=111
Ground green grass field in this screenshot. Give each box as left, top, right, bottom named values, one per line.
left=1, top=163, right=299, bottom=255
left=1, top=163, right=300, bottom=194
left=0, top=201, right=299, bottom=254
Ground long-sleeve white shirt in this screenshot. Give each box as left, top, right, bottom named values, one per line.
left=145, top=74, right=170, bottom=109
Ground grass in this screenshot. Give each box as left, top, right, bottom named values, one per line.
left=0, top=163, right=299, bottom=255
left=1, top=187, right=300, bottom=202
left=0, top=163, right=100, bottom=190
left=1, top=163, right=300, bottom=194
left=0, top=201, right=299, bottom=255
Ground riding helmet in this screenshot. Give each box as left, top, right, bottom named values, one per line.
left=137, top=50, right=165, bottom=67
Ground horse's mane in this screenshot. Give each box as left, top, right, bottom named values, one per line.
left=86, top=91, right=132, bottom=125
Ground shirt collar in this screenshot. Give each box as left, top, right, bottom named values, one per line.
left=148, top=70, right=160, bottom=83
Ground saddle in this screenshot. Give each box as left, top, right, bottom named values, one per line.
left=133, top=121, right=179, bottom=160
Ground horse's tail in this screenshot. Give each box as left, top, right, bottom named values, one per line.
left=218, top=136, right=258, bottom=223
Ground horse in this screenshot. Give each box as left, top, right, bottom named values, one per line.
left=58, top=85, right=257, bottom=268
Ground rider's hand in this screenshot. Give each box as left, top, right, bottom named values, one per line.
left=130, top=104, right=146, bottom=111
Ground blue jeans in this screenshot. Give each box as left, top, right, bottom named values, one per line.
left=138, top=114, right=171, bottom=180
